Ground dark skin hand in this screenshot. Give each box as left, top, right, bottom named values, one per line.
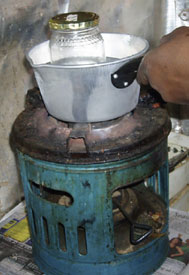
left=137, top=27, right=189, bottom=105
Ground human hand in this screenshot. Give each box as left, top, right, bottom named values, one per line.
left=137, top=27, right=189, bottom=105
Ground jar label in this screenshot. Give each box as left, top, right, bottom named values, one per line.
left=66, top=14, right=78, bottom=22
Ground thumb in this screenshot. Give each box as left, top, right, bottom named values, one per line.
left=136, top=57, right=149, bottom=86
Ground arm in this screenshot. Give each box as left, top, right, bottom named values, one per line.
left=137, top=27, right=189, bottom=105
left=170, top=246, right=184, bottom=257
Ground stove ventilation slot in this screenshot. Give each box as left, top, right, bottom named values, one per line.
left=31, top=209, right=37, bottom=236
left=29, top=181, right=74, bottom=206
left=77, top=226, right=87, bottom=255
left=144, top=171, right=164, bottom=196
left=42, top=217, right=50, bottom=245
left=58, top=223, right=67, bottom=252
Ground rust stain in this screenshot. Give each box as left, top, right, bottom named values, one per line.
left=11, top=88, right=171, bottom=164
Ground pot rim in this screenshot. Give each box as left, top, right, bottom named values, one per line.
left=26, top=32, right=149, bottom=69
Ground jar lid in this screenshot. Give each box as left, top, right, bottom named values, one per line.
left=49, top=12, right=99, bottom=30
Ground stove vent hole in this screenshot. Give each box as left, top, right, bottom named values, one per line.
left=68, top=138, right=87, bottom=153
left=29, top=181, right=40, bottom=196
left=77, top=226, right=87, bottom=255
left=31, top=209, right=37, bottom=235
left=145, top=174, right=160, bottom=194
left=58, top=223, right=67, bottom=252
left=29, top=181, right=74, bottom=206
left=42, top=217, right=50, bottom=245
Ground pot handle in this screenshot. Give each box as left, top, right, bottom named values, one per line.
left=111, top=57, right=143, bottom=89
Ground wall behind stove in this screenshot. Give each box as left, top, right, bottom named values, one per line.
left=1, top=0, right=189, bottom=218
left=68, top=0, right=189, bottom=44
left=69, top=0, right=157, bottom=47
left=0, top=0, right=61, bottom=218
left=68, top=0, right=178, bottom=47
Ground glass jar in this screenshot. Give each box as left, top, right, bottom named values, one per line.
left=48, top=12, right=106, bottom=65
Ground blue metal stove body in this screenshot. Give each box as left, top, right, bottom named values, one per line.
left=12, top=88, right=171, bottom=275
left=17, top=141, right=169, bottom=275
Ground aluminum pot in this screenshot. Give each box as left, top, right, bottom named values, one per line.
left=27, top=33, right=149, bottom=122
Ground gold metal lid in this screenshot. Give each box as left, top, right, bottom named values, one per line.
left=49, top=12, right=99, bottom=31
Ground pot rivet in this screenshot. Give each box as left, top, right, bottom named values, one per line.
left=124, top=82, right=128, bottom=87
left=113, top=74, right=118, bottom=79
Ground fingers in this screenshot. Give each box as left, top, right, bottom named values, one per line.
left=160, top=34, right=170, bottom=44
left=136, top=56, right=149, bottom=86
left=137, top=27, right=189, bottom=105
left=160, top=26, right=189, bottom=44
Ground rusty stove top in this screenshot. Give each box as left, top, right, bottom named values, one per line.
left=11, top=88, right=171, bottom=164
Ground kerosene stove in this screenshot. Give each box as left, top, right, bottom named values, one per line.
left=11, top=88, right=171, bottom=275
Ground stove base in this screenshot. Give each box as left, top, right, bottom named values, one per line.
left=17, top=137, right=169, bottom=275
left=33, top=235, right=169, bottom=275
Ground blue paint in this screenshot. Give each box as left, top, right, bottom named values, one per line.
left=17, top=139, right=169, bottom=275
